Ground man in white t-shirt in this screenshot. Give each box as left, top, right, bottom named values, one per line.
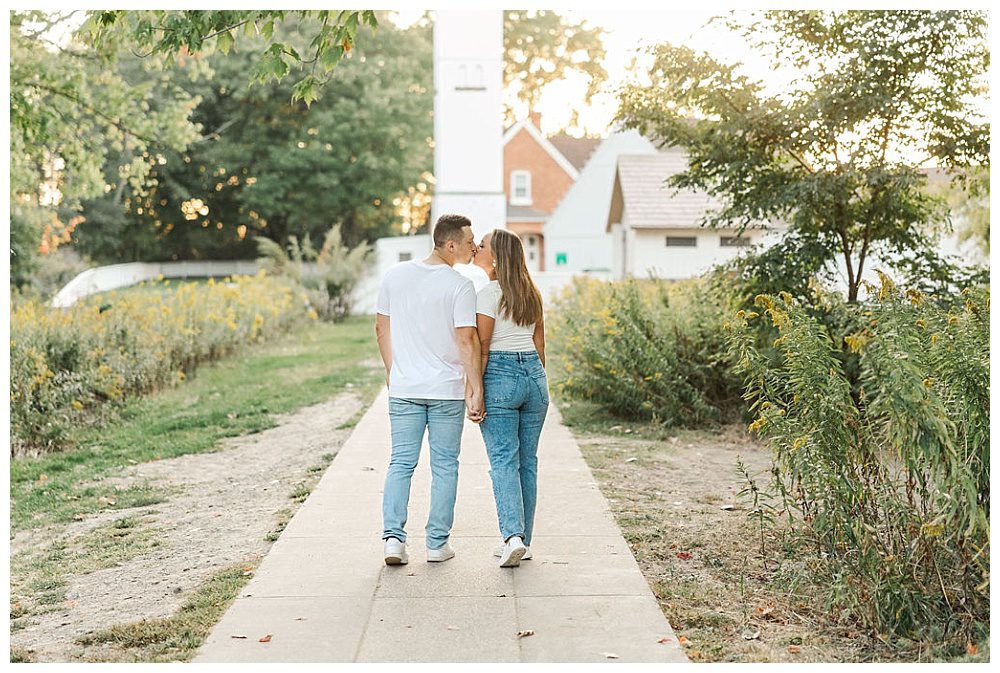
left=374, top=214, right=485, bottom=565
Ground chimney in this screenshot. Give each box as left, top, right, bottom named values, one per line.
left=528, top=111, right=542, bottom=130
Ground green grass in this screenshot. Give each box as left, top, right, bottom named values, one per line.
left=75, top=560, right=259, bottom=662
left=10, top=515, right=164, bottom=626
left=10, top=316, right=382, bottom=533
left=556, top=393, right=720, bottom=444
left=264, top=508, right=294, bottom=543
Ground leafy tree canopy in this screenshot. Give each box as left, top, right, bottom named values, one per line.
left=85, top=10, right=379, bottom=107
left=9, top=10, right=202, bottom=284
left=503, top=10, right=607, bottom=127
left=74, top=15, right=433, bottom=262
left=617, top=10, right=989, bottom=301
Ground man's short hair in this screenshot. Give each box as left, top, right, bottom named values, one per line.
left=432, top=214, right=472, bottom=248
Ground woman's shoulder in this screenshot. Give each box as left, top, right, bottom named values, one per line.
left=476, top=280, right=501, bottom=297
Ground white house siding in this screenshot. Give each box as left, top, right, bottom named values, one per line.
left=622, top=226, right=770, bottom=280
left=544, top=129, right=657, bottom=275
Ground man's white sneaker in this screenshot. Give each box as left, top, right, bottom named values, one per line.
left=499, top=536, right=527, bottom=567
left=427, top=543, right=455, bottom=563
left=494, top=544, right=531, bottom=560
left=384, top=537, right=408, bottom=565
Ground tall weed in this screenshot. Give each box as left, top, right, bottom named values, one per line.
left=726, top=274, right=989, bottom=641
left=10, top=272, right=310, bottom=455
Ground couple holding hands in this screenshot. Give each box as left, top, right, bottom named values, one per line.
left=375, top=214, right=548, bottom=569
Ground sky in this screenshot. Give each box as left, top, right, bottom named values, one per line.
left=392, top=9, right=769, bottom=137
left=24, top=6, right=991, bottom=139
left=524, top=10, right=766, bottom=137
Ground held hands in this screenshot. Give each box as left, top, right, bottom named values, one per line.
left=466, top=384, right=486, bottom=424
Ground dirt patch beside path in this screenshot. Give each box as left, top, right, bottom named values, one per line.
left=571, top=419, right=874, bottom=663
left=11, top=392, right=365, bottom=662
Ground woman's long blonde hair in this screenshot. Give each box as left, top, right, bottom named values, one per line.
left=491, top=229, right=543, bottom=327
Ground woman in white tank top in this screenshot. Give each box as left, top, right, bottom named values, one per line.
left=473, top=229, right=549, bottom=567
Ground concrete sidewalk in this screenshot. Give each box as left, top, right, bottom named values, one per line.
left=195, top=389, right=688, bottom=663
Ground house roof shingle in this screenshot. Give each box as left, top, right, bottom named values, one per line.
left=607, top=152, right=719, bottom=231
left=548, top=135, right=601, bottom=172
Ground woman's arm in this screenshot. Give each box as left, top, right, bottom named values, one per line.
left=477, top=313, right=495, bottom=372
left=533, top=314, right=546, bottom=368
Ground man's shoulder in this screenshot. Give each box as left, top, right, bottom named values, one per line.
left=381, top=260, right=418, bottom=283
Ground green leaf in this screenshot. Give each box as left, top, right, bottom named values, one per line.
left=217, top=29, right=234, bottom=55
left=291, top=76, right=321, bottom=107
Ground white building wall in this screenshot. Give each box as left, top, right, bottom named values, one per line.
left=625, top=227, right=773, bottom=280
left=544, top=129, right=657, bottom=275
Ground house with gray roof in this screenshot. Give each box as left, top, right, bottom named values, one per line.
left=605, top=149, right=783, bottom=280
left=543, top=128, right=658, bottom=275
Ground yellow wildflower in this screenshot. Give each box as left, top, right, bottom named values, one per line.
left=920, top=522, right=944, bottom=538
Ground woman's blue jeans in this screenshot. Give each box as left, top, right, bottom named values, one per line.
left=479, top=351, right=549, bottom=546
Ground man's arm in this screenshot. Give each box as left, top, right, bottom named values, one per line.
left=456, top=326, right=484, bottom=423
left=375, top=314, right=392, bottom=386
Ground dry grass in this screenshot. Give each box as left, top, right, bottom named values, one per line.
left=558, top=396, right=910, bottom=662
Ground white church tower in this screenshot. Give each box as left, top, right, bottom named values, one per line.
left=361, top=11, right=505, bottom=307
left=431, top=10, right=506, bottom=240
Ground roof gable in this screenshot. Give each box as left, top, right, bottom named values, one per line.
left=544, top=129, right=658, bottom=237
left=548, top=135, right=601, bottom=172
left=606, top=151, right=717, bottom=231
left=503, top=120, right=580, bottom=180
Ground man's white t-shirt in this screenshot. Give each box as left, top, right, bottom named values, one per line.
left=376, top=260, right=477, bottom=400
left=476, top=280, right=537, bottom=352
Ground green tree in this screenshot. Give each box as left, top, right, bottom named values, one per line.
left=503, top=10, right=607, bottom=127
left=85, top=10, right=378, bottom=107
left=9, top=10, right=201, bottom=285
left=618, top=10, right=989, bottom=301
left=75, top=15, right=432, bottom=262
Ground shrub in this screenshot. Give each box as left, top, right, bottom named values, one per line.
left=726, top=273, right=989, bottom=642
left=548, top=276, right=741, bottom=427
left=10, top=272, right=310, bottom=455
left=18, top=247, right=93, bottom=301
left=256, top=224, right=372, bottom=321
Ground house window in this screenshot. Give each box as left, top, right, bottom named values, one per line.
left=665, top=236, right=697, bottom=247
left=510, top=170, right=532, bottom=206
left=720, top=236, right=751, bottom=248
left=398, top=252, right=412, bottom=262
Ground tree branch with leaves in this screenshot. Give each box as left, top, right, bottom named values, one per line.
left=617, top=10, right=989, bottom=301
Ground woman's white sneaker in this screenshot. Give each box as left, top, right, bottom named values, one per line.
left=494, top=544, right=531, bottom=560
left=384, top=537, right=408, bottom=565
left=427, top=543, right=455, bottom=562
left=499, top=536, right=527, bottom=567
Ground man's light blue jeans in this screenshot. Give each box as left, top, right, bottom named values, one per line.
left=479, top=351, right=549, bottom=546
left=382, top=397, right=465, bottom=550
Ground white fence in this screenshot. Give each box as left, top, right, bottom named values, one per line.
left=50, top=257, right=610, bottom=315
left=50, top=260, right=262, bottom=308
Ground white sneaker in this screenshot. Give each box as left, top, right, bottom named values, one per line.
left=427, top=542, right=455, bottom=563
left=384, top=537, right=408, bottom=565
left=499, top=536, right=527, bottom=567
left=494, top=544, right=532, bottom=560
